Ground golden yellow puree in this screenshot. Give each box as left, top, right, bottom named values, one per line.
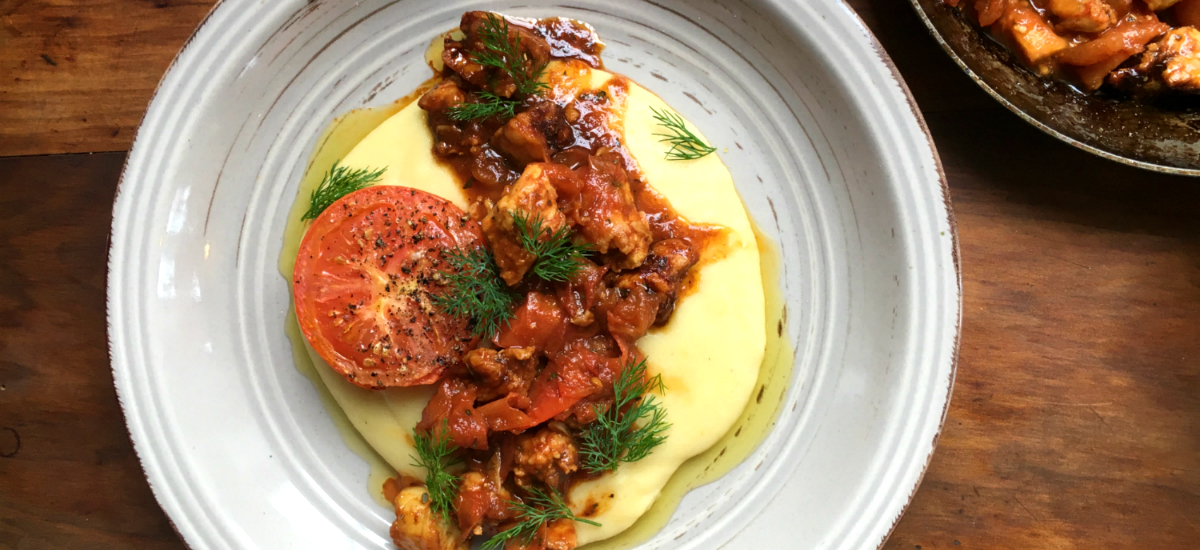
left=278, top=63, right=792, bottom=544
left=583, top=226, right=789, bottom=550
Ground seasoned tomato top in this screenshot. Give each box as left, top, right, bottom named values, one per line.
left=293, top=186, right=483, bottom=388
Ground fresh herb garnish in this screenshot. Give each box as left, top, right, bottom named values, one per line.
left=649, top=106, right=716, bottom=161
left=410, top=423, right=460, bottom=522
left=511, top=211, right=593, bottom=282
left=446, top=91, right=520, bottom=121
left=302, top=161, right=386, bottom=221
left=432, top=247, right=518, bottom=338
left=472, top=13, right=550, bottom=97
left=579, top=358, right=670, bottom=474
left=482, top=486, right=601, bottom=550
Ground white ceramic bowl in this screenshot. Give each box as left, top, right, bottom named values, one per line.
left=108, top=1, right=960, bottom=548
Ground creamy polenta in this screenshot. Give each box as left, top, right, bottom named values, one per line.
left=282, top=11, right=765, bottom=550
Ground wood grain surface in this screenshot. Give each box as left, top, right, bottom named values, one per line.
left=0, top=1, right=1197, bottom=549
left=0, top=0, right=213, bottom=156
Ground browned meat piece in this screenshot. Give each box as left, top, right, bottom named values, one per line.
left=551, top=154, right=651, bottom=269
left=1149, top=27, right=1200, bottom=90
left=997, top=1, right=1069, bottom=70
left=418, top=78, right=467, bottom=112
left=420, top=79, right=473, bottom=158
left=1046, top=0, right=1116, bottom=33
left=460, top=11, right=553, bottom=66
left=503, top=518, right=577, bottom=550
left=613, top=239, right=700, bottom=325
left=1111, top=27, right=1200, bottom=95
left=493, top=101, right=574, bottom=168
left=442, top=38, right=490, bottom=88
left=482, top=163, right=571, bottom=285
left=599, top=239, right=699, bottom=342
left=421, top=79, right=506, bottom=159
left=465, top=346, right=538, bottom=402
left=470, top=145, right=523, bottom=188
left=418, top=76, right=521, bottom=187
left=512, top=426, right=579, bottom=490
left=439, top=12, right=602, bottom=100
left=556, top=261, right=608, bottom=326
left=450, top=11, right=553, bottom=98
left=389, top=486, right=468, bottom=550
left=600, top=285, right=657, bottom=343
left=522, top=16, right=605, bottom=67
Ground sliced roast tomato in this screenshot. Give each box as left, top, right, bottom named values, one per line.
left=494, top=291, right=599, bottom=355
left=476, top=394, right=534, bottom=432
left=522, top=339, right=626, bottom=425
left=494, top=292, right=568, bottom=351
left=293, top=186, right=483, bottom=389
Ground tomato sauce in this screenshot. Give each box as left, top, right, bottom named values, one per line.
left=381, top=11, right=734, bottom=542
left=293, top=186, right=485, bottom=389
left=952, top=0, right=1192, bottom=95
left=414, top=14, right=725, bottom=446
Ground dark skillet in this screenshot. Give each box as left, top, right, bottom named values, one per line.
left=910, top=0, right=1200, bottom=175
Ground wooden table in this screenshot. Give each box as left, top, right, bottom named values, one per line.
left=2, top=1, right=1198, bottom=548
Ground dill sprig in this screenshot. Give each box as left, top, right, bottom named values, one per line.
left=579, top=358, right=670, bottom=474
left=446, top=91, right=520, bottom=121
left=472, top=13, right=549, bottom=97
left=410, top=423, right=461, bottom=523
left=649, top=106, right=716, bottom=161
left=432, top=247, right=518, bottom=338
left=302, top=160, right=386, bottom=220
left=511, top=211, right=593, bottom=282
left=482, top=486, right=601, bottom=550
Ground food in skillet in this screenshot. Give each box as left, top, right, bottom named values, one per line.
left=947, top=0, right=1200, bottom=95
left=285, top=11, right=766, bottom=550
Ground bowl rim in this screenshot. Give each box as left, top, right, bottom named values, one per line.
left=908, top=0, right=1200, bottom=178
left=842, top=5, right=962, bottom=548
left=106, top=1, right=963, bottom=548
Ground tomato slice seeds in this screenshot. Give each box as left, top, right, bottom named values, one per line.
left=293, top=186, right=484, bottom=389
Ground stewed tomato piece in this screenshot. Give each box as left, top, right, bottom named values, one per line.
left=293, top=186, right=482, bottom=388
